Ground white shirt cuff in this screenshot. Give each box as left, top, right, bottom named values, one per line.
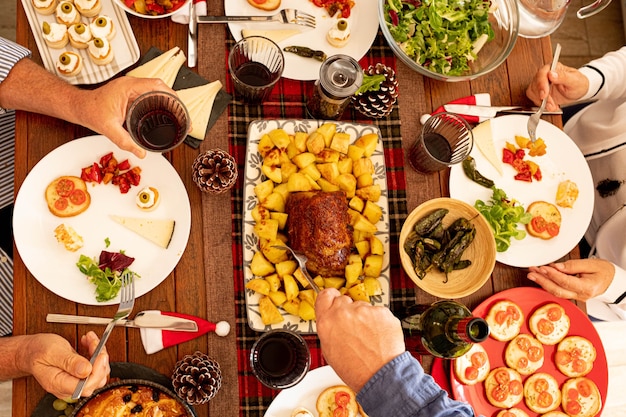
left=578, top=65, right=604, bottom=101
left=596, top=263, right=626, bottom=304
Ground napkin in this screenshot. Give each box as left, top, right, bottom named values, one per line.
left=420, top=93, right=492, bottom=125
left=592, top=320, right=626, bottom=415
left=171, top=0, right=206, bottom=24
left=139, top=310, right=230, bottom=354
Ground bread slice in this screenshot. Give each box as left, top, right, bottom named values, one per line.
left=555, top=336, right=596, bottom=377
left=110, top=215, right=175, bottom=249
left=526, top=201, right=561, bottom=240
left=316, top=385, right=359, bottom=417
left=485, top=300, right=524, bottom=342
left=45, top=176, right=91, bottom=217
left=247, top=0, right=281, bottom=11
left=454, top=342, right=490, bottom=385
left=484, top=367, right=523, bottom=409
left=528, top=302, right=570, bottom=345
left=523, top=372, right=561, bottom=414
left=561, top=377, right=602, bottom=417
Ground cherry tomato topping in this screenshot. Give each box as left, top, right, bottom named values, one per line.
left=516, top=336, right=531, bottom=351
left=69, top=189, right=86, bottom=205
left=528, top=346, right=543, bottom=362
left=531, top=216, right=547, bottom=233
left=572, top=358, right=587, bottom=374
left=517, top=357, right=528, bottom=369
left=577, top=380, right=592, bottom=397
left=537, top=391, right=554, bottom=408
left=494, top=369, right=511, bottom=385
left=333, top=408, right=348, bottom=417
left=335, top=391, right=351, bottom=407
left=547, top=306, right=562, bottom=321
left=54, top=197, right=68, bottom=211
left=566, top=400, right=582, bottom=415
left=567, top=388, right=580, bottom=400
left=506, top=306, right=521, bottom=320
left=492, top=385, right=509, bottom=402
left=546, top=222, right=560, bottom=237
left=55, top=178, right=75, bottom=197
left=117, top=159, right=131, bottom=171
left=571, top=348, right=583, bottom=358
left=99, top=152, right=113, bottom=168
left=556, top=351, right=572, bottom=365
left=502, top=148, right=515, bottom=164
left=471, top=352, right=487, bottom=368
left=538, top=318, right=555, bottom=335
left=465, top=366, right=479, bottom=381
left=509, top=380, right=523, bottom=396
left=534, top=378, right=549, bottom=393
left=495, top=310, right=508, bottom=325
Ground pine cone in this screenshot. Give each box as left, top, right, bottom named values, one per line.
left=352, top=63, right=399, bottom=119
left=192, top=149, right=238, bottom=193
left=172, top=351, right=222, bottom=405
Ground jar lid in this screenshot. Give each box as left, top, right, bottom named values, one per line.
left=319, top=54, right=363, bottom=99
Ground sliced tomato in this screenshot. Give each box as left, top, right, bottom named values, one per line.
left=537, top=317, right=555, bottom=335
left=465, top=366, right=479, bottom=381
left=495, top=310, right=509, bottom=325
left=55, top=178, right=75, bottom=197
left=577, top=380, right=592, bottom=397
left=54, top=197, right=68, bottom=211
left=537, top=391, right=554, bottom=408
left=567, top=388, right=580, bottom=400
left=515, top=148, right=526, bottom=160
left=69, top=189, right=86, bottom=205
left=89, top=162, right=103, bottom=183
left=494, top=369, right=510, bottom=385
left=516, top=336, right=531, bottom=351
left=517, top=357, right=528, bottom=369
left=333, top=407, right=348, bottom=417
left=506, top=306, right=521, bottom=321
left=509, top=380, right=523, bottom=396
left=547, top=306, right=562, bottom=321
left=531, top=216, right=547, bottom=233
left=565, top=399, right=582, bottom=415
left=528, top=346, right=543, bottom=362
left=533, top=166, right=543, bottom=181
left=471, top=351, right=487, bottom=368
left=334, top=391, right=351, bottom=407
left=514, top=171, right=533, bottom=182
left=99, top=152, right=114, bottom=168
left=117, top=159, right=131, bottom=171
left=546, top=222, right=560, bottom=237
left=502, top=148, right=515, bottom=164
left=534, top=377, right=549, bottom=393
left=572, top=358, right=587, bottom=374
left=491, top=385, right=509, bottom=402
left=80, top=166, right=92, bottom=182
left=556, top=350, right=573, bottom=365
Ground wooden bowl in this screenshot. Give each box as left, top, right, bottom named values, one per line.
left=399, top=198, right=496, bottom=298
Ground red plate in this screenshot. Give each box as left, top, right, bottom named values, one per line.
left=450, top=287, right=608, bottom=417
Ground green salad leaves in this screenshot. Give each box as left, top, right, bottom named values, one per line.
left=474, top=187, right=532, bottom=252
left=384, top=0, right=495, bottom=76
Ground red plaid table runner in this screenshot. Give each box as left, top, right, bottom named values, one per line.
left=227, top=30, right=417, bottom=415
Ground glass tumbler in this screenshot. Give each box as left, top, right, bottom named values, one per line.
left=250, top=329, right=310, bottom=389
left=228, top=36, right=285, bottom=104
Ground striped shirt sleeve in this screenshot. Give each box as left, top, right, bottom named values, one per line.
left=0, top=37, right=32, bottom=114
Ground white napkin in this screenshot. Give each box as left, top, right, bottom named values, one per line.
left=171, top=0, right=207, bottom=24
left=593, top=320, right=626, bottom=415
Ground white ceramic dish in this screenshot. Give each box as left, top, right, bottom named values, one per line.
left=13, top=135, right=191, bottom=305
left=449, top=115, right=594, bottom=267
left=224, top=0, right=379, bottom=81
left=243, top=119, right=391, bottom=333
left=265, top=366, right=364, bottom=416
left=20, top=0, right=140, bottom=84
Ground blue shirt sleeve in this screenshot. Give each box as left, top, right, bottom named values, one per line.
left=357, top=352, right=475, bottom=417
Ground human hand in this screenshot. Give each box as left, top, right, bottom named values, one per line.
left=525, top=62, right=590, bottom=112
left=20, top=331, right=110, bottom=399
left=80, top=77, right=176, bottom=159
left=315, top=288, right=405, bottom=392
left=527, top=258, right=615, bottom=301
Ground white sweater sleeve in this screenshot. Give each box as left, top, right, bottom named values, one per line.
left=594, top=263, right=626, bottom=320
left=578, top=47, right=626, bottom=102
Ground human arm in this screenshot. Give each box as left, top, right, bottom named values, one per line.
left=0, top=44, right=174, bottom=158
left=315, top=288, right=474, bottom=417
left=526, top=46, right=626, bottom=111
left=0, top=331, right=110, bottom=399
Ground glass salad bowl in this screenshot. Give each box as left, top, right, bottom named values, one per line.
left=379, top=0, right=519, bottom=82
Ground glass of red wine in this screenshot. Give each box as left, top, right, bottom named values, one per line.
left=228, top=36, right=285, bottom=105
left=409, top=112, right=474, bottom=173
left=126, top=91, right=190, bottom=153
left=250, top=329, right=310, bottom=389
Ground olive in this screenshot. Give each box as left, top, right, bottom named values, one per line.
left=93, top=38, right=104, bottom=48
left=61, top=2, right=73, bottom=13
left=75, top=23, right=85, bottom=34
left=95, top=17, right=107, bottom=27
left=63, top=405, right=74, bottom=417
left=42, top=21, right=51, bottom=35
left=138, top=191, right=151, bottom=203
left=52, top=398, right=68, bottom=411
left=59, top=53, right=71, bottom=65
left=337, top=19, right=348, bottom=31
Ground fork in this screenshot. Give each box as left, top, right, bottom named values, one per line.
left=527, top=43, right=561, bottom=143
left=71, top=272, right=135, bottom=400
left=272, top=245, right=320, bottom=293
left=197, top=9, right=316, bottom=29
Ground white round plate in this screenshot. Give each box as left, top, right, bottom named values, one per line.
left=449, top=115, right=594, bottom=267
left=265, top=365, right=363, bottom=416
left=13, top=135, right=191, bottom=305
left=224, top=0, right=379, bottom=81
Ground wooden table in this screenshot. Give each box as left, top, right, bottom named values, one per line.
left=13, top=2, right=570, bottom=416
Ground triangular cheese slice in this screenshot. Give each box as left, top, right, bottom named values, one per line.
left=110, top=215, right=175, bottom=249
left=127, top=47, right=186, bottom=88
left=472, top=120, right=503, bottom=175
left=176, top=80, right=223, bottom=140
left=241, top=28, right=300, bottom=44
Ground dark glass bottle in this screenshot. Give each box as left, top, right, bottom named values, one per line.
left=401, top=300, right=490, bottom=358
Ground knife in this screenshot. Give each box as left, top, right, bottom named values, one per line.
left=444, top=104, right=563, bottom=118
left=47, top=311, right=199, bottom=332
left=188, top=1, right=197, bottom=68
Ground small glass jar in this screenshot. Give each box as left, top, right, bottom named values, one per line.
left=306, top=54, right=363, bottom=120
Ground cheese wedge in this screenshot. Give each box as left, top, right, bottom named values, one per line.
left=472, top=120, right=503, bottom=175
left=127, top=46, right=186, bottom=88
left=110, top=215, right=175, bottom=249
left=176, top=80, right=223, bottom=140
left=241, top=28, right=300, bottom=44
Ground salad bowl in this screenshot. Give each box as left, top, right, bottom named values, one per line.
left=379, top=0, right=519, bottom=82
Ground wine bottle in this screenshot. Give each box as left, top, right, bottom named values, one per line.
left=401, top=300, right=490, bottom=358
